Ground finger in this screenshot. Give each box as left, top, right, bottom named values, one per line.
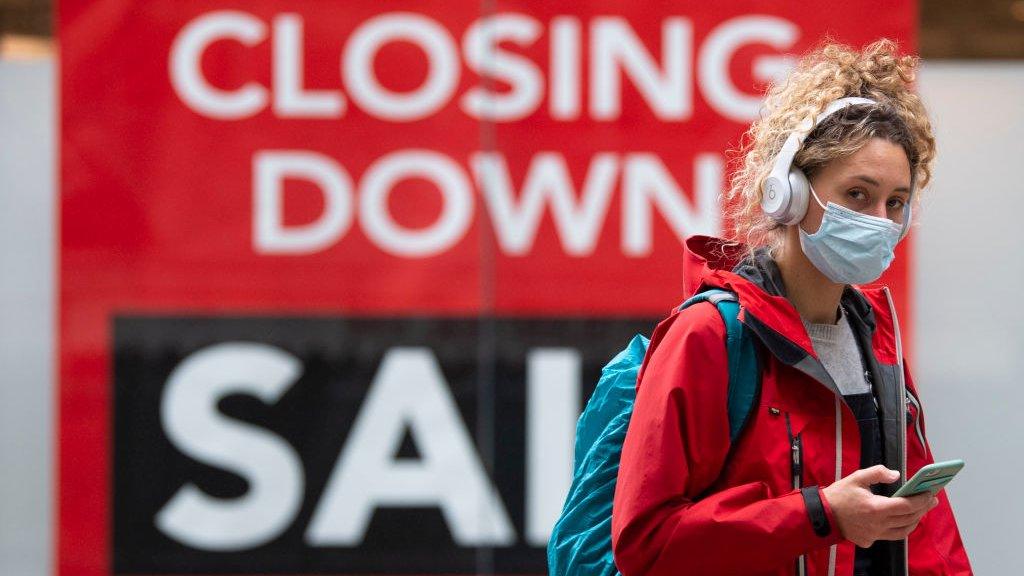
left=908, top=491, right=935, bottom=504
left=850, top=465, right=901, bottom=487
left=900, top=492, right=935, bottom=512
left=883, top=493, right=934, bottom=516
left=881, top=521, right=923, bottom=540
left=882, top=521, right=919, bottom=540
left=887, top=507, right=934, bottom=528
left=874, top=496, right=917, bottom=516
left=889, top=508, right=930, bottom=523
left=888, top=491, right=937, bottom=518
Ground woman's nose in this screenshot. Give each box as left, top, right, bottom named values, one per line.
left=865, top=201, right=889, bottom=221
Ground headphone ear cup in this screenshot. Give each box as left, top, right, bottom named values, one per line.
left=785, top=167, right=811, bottom=225
left=760, top=174, right=790, bottom=223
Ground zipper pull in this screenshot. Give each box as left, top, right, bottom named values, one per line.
left=793, top=434, right=802, bottom=479
left=785, top=412, right=801, bottom=487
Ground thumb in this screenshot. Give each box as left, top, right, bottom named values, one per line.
left=851, top=465, right=900, bottom=486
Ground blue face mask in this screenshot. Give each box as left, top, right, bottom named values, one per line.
left=798, top=184, right=904, bottom=285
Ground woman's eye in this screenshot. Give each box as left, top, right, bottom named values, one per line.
left=847, top=189, right=867, bottom=201
left=887, top=198, right=906, bottom=209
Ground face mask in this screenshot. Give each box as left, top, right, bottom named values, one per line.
left=798, top=184, right=904, bottom=285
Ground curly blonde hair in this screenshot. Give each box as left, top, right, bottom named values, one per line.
left=721, top=38, right=936, bottom=262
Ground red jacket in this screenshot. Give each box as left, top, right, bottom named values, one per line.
left=611, top=235, right=971, bottom=576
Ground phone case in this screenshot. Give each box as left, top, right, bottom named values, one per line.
left=891, top=459, right=965, bottom=498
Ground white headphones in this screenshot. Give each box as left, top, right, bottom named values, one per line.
left=760, top=96, right=913, bottom=241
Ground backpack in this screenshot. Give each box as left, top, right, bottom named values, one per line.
left=546, top=288, right=761, bottom=576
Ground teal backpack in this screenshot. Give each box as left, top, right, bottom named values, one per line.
left=546, top=288, right=761, bottom=576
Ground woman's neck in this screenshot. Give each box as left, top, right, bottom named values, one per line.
left=775, top=231, right=846, bottom=325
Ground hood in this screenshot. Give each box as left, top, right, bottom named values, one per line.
left=681, top=235, right=886, bottom=363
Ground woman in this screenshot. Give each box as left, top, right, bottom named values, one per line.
left=610, top=40, right=972, bottom=575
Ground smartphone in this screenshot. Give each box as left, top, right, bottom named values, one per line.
left=891, top=459, right=964, bottom=498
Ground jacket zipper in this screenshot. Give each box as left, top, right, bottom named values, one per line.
left=735, top=295, right=892, bottom=575
left=882, top=286, right=909, bottom=576
left=863, top=369, right=881, bottom=409
left=738, top=311, right=839, bottom=575
left=785, top=412, right=807, bottom=576
left=875, top=359, right=926, bottom=454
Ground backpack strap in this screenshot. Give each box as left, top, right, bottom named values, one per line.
left=679, top=288, right=761, bottom=444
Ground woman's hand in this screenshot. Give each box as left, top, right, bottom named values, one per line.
left=821, top=465, right=939, bottom=548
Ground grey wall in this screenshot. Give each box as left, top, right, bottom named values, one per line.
left=0, top=59, right=53, bottom=576
left=916, top=62, right=1024, bottom=574
left=1, top=58, right=1019, bottom=574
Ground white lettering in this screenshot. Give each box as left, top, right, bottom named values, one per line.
left=591, top=17, right=692, bottom=120
left=525, top=349, right=580, bottom=546
left=360, top=150, right=474, bottom=257
left=622, top=152, right=723, bottom=256
left=549, top=17, right=582, bottom=120
left=272, top=14, right=344, bottom=118
left=699, top=15, right=798, bottom=122
left=169, top=10, right=269, bottom=119
left=343, top=14, right=459, bottom=121
left=307, top=348, right=515, bottom=546
left=156, top=343, right=304, bottom=551
left=471, top=152, right=617, bottom=256
left=253, top=151, right=355, bottom=254
left=461, top=14, right=544, bottom=121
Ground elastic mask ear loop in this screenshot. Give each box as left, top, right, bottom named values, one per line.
left=800, top=183, right=829, bottom=237
left=808, top=183, right=827, bottom=211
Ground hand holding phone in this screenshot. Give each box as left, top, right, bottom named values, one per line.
left=823, top=465, right=936, bottom=548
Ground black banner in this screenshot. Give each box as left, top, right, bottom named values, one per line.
left=113, top=315, right=655, bottom=574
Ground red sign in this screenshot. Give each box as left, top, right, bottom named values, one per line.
left=60, top=1, right=916, bottom=574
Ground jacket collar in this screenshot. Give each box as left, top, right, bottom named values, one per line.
left=682, top=235, right=881, bottom=364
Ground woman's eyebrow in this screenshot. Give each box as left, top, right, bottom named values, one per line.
left=851, top=174, right=910, bottom=194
